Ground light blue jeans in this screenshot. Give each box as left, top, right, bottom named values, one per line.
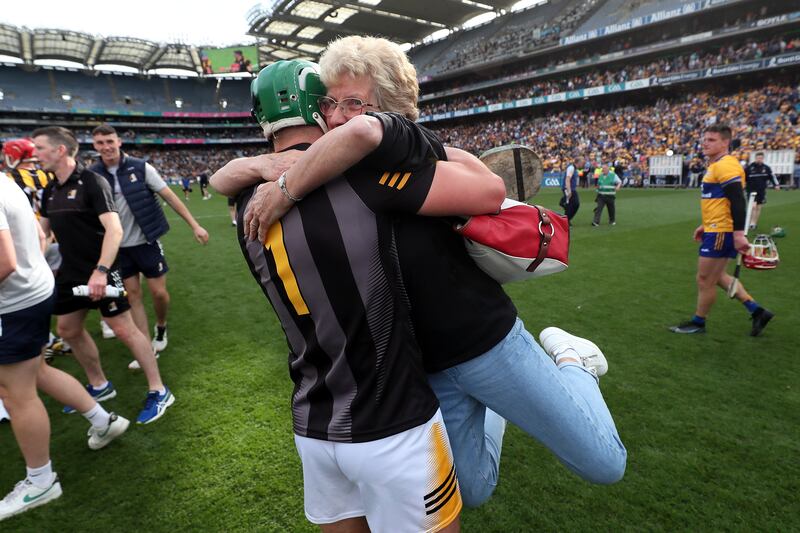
left=427, top=317, right=627, bottom=507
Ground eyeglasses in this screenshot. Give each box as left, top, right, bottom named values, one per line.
left=317, top=96, right=376, bottom=117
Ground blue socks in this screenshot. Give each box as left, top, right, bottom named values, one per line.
left=743, top=300, right=759, bottom=314
left=691, top=315, right=706, bottom=326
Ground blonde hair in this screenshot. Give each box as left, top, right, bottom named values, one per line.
left=320, top=36, right=419, bottom=121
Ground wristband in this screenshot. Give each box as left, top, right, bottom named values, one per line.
left=277, top=172, right=303, bottom=202
left=95, top=265, right=110, bottom=274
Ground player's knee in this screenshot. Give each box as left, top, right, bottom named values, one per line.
left=57, top=322, right=82, bottom=341
left=456, top=467, right=499, bottom=508
left=585, top=456, right=626, bottom=485
left=108, top=320, right=137, bottom=343
left=459, top=481, right=496, bottom=509
left=695, top=272, right=715, bottom=287
left=125, top=284, right=144, bottom=302
left=150, top=286, right=170, bottom=303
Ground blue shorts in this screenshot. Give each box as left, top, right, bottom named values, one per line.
left=699, top=232, right=737, bottom=258
left=0, top=293, right=54, bottom=364
left=119, top=241, right=169, bottom=279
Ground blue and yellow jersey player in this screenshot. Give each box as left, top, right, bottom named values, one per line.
left=671, top=124, right=774, bottom=337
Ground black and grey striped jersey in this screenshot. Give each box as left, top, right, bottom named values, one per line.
left=236, top=120, right=442, bottom=443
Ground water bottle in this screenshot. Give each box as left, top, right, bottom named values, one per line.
left=71, top=285, right=127, bottom=298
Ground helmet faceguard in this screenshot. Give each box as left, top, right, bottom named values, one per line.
left=251, top=60, right=328, bottom=138
left=2, top=138, right=37, bottom=169
left=743, top=234, right=780, bottom=270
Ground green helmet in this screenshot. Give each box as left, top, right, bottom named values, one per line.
left=251, top=59, right=328, bottom=137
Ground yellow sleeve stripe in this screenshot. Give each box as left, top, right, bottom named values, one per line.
left=396, top=173, right=411, bottom=190
left=377, top=171, right=412, bottom=189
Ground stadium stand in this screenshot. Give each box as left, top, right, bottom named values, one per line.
left=419, top=0, right=595, bottom=76
left=572, top=0, right=687, bottom=35
left=419, top=33, right=800, bottom=116
left=0, top=67, right=251, bottom=113
left=429, top=83, right=800, bottom=175
left=0, top=0, right=797, bottom=184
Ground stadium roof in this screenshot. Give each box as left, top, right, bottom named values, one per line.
left=246, top=0, right=526, bottom=62
left=0, top=24, right=216, bottom=74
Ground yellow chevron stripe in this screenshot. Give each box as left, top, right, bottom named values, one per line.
left=378, top=172, right=390, bottom=185
left=424, top=421, right=462, bottom=531
left=265, top=221, right=309, bottom=316
left=396, top=172, right=411, bottom=190
left=388, top=172, right=402, bottom=188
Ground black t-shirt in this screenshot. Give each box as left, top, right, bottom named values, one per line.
left=745, top=162, right=774, bottom=190
left=358, top=112, right=518, bottom=373
left=40, top=164, right=117, bottom=284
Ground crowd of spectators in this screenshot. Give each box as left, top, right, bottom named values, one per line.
left=78, top=146, right=267, bottom=182
left=420, top=34, right=800, bottom=116
left=430, top=83, right=800, bottom=176
left=50, top=81, right=794, bottom=186
left=434, top=0, right=599, bottom=74
left=419, top=4, right=777, bottom=93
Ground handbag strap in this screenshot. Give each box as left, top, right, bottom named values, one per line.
left=527, top=206, right=555, bottom=272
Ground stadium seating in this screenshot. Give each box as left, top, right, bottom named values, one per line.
left=0, top=67, right=251, bottom=113
left=573, top=0, right=686, bottom=35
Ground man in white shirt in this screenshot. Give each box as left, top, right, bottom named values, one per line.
left=0, top=176, right=128, bottom=521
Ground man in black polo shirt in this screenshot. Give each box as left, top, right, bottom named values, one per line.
left=744, top=151, right=780, bottom=230
left=32, top=127, right=174, bottom=425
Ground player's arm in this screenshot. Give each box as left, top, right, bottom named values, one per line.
left=419, top=147, right=505, bottom=216
left=145, top=163, right=209, bottom=244
left=85, top=176, right=122, bottom=300
left=87, top=211, right=123, bottom=300
left=0, top=229, right=15, bottom=283
left=767, top=165, right=780, bottom=189
left=564, top=166, right=574, bottom=198
left=614, top=174, right=622, bottom=192
left=209, top=151, right=303, bottom=197
left=38, top=216, right=52, bottom=240
left=722, top=180, right=749, bottom=253
left=35, top=218, right=47, bottom=253
left=157, top=186, right=209, bottom=244
left=243, top=115, right=384, bottom=240
left=272, top=113, right=501, bottom=209
left=275, top=114, right=384, bottom=200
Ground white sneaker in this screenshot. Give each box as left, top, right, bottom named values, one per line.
left=151, top=324, right=168, bottom=352
left=0, top=477, right=62, bottom=521
left=87, top=413, right=130, bottom=450
left=128, top=351, right=160, bottom=371
left=100, top=320, right=116, bottom=339
left=539, top=327, right=608, bottom=377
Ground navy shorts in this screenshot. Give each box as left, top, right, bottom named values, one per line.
left=0, top=293, right=54, bottom=364
left=746, top=186, right=767, bottom=204
left=119, top=241, right=169, bottom=279
left=54, top=272, right=131, bottom=318
left=699, top=232, right=737, bottom=259
left=227, top=196, right=236, bottom=207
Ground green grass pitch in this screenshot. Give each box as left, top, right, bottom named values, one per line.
left=1, top=186, right=798, bottom=531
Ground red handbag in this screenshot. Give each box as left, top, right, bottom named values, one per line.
left=454, top=199, right=570, bottom=284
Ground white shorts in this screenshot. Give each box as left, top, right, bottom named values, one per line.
left=294, top=409, right=461, bottom=533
